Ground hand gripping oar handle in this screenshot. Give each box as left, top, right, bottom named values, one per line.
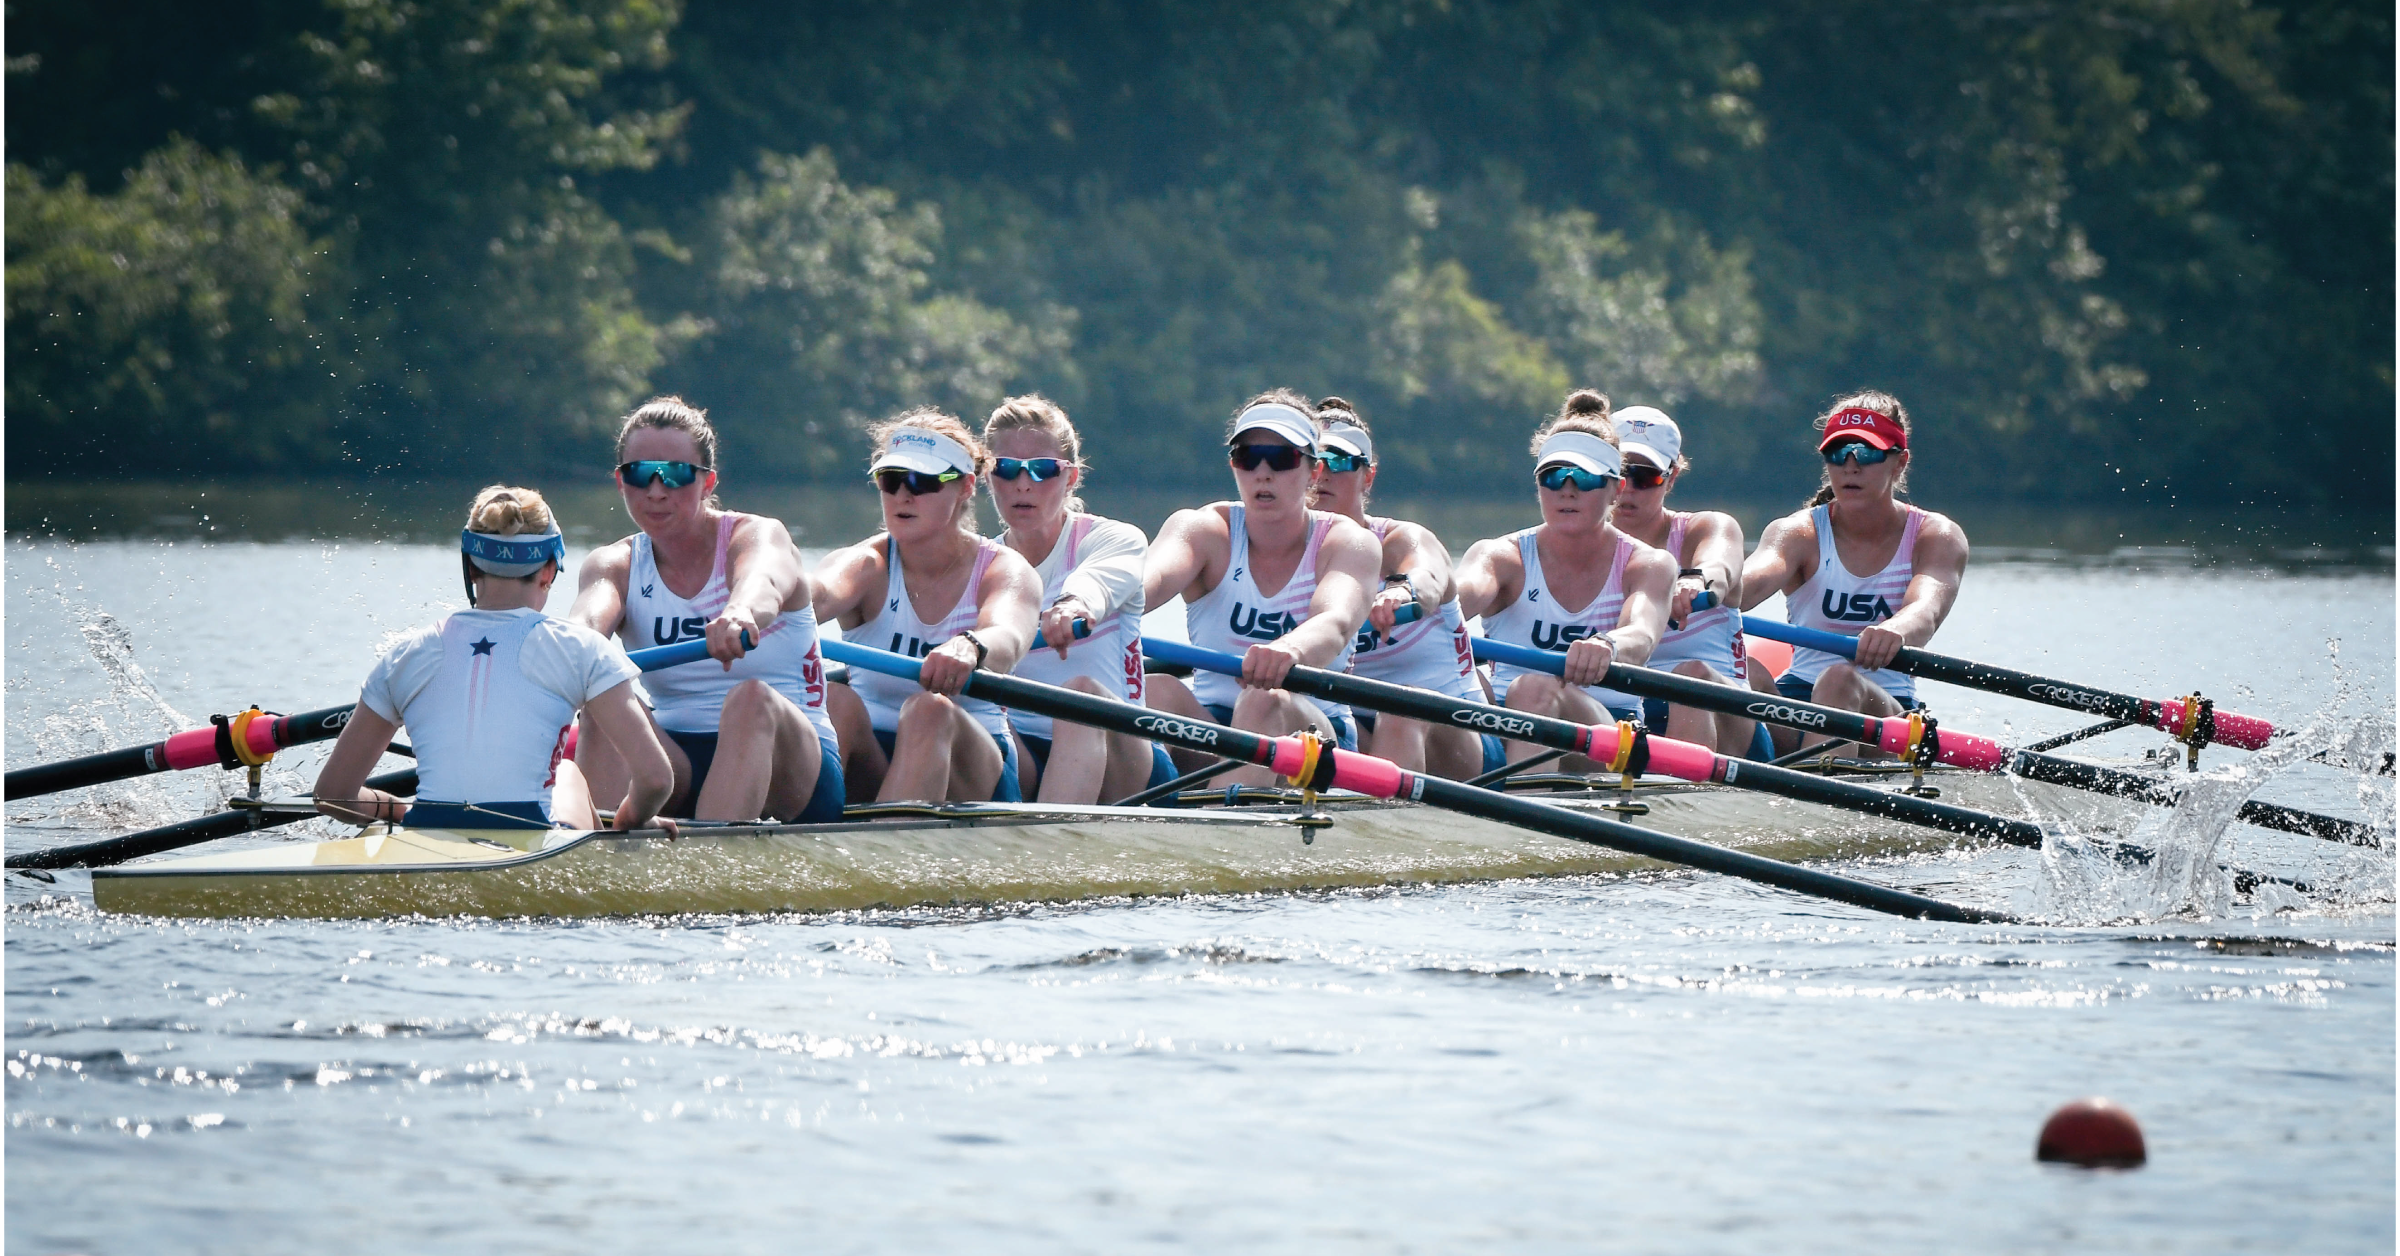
left=1032, top=619, right=1093, bottom=650
left=1737, top=616, right=2277, bottom=752
left=1469, top=637, right=2379, bottom=848
left=1144, top=638, right=2047, bottom=848
left=8, top=631, right=762, bottom=803
left=820, top=637, right=2009, bottom=923
left=6, top=767, right=422, bottom=871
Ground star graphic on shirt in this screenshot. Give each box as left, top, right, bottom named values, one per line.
left=470, top=637, right=496, bottom=656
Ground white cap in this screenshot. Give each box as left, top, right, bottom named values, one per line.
left=871, top=425, right=975, bottom=476
left=1612, top=406, right=1681, bottom=470
left=1534, top=430, right=1622, bottom=479
left=1228, top=403, right=1319, bottom=451
left=1319, top=422, right=1374, bottom=464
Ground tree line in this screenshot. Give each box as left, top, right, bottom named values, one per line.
left=7, top=0, right=2390, bottom=508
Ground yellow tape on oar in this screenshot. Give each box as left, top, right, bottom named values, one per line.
left=226, top=707, right=275, bottom=767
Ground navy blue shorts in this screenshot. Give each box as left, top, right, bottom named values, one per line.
left=870, top=726, right=1021, bottom=802
left=1203, top=703, right=1357, bottom=752
left=403, top=800, right=555, bottom=830
left=1774, top=672, right=1923, bottom=713
left=665, top=730, right=846, bottom=823
left=1020, top=734, right=1178, bottom=794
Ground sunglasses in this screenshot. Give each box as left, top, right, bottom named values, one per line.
left=1229, top=443, right=1308, bottom=472
left=1823, top=442, right=1893, bottom=466
left=1313, top=451, right=1369, bottom=473
left=1537, top=464, right=1617, bottom=492
left=873, top=468, right=965, bottom=495
left=1622, top=462, right=1669, bottom=490
left=993, top=457, right=1066, bottom=482
left=617, top=460, right=709, bottom=489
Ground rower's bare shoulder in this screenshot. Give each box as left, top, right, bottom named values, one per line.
left=1914, top=509, right=1971, bottom=564
left=577, top=536, right=636, bottom=587
left=1621, top=536, right=1680, bottom=586
left=1162, top=503, right=1232, bottom=539
left=1688, top=509, right=1746, bottom=547
left=1381, top=518, right=1446, bottom=558
left=1460, top=534, right=1521, bottom=571
left=727, top=511, right=803, bottom=557
left=1755, top=509, right=1815, bottom=553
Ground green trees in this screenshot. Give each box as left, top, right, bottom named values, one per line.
left=6, top=0, right=2388, bottom=506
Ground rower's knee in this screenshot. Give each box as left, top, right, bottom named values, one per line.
left=1062, top=675, right=1111, bottom=698
left=1504, top=674, right=1561, bottom=712
left=1673, top=661, right=1717, bottom=682
left=1229, top=687, right=1285, bottom=728
left=719, top=678, right=779, bottom=730
left=895, top=691, right=961, bottom=745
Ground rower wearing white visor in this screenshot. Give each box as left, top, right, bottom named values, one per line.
left=815, top=410, right=1042, bottom=802
left=983, top=394, right=1176, bottom=803
left=1604, top=406, right=1771, bottom=760
left=1454, top=389, right=1675, bottom=771
left=1306, top=397, right=1503, bottom=781
left=1143, top=389, right=1382, bottom=786
left=315, top=486, right=675, bottom=835
left=568, top=396, right=845, bottom=824
left=1741, top=391, right=1969, bottom=757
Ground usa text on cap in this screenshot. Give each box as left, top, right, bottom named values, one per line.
left=1818, top=407, right=1907, bottom=452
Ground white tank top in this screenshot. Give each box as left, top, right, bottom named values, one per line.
left=1784, top=504, right=1923, bottom=701
left=1183, top=505, right=1355, bottom=719
left=1646, top=512, right=1745, bottom=680
left=1348, top=517, right=1480, bottom=700
left=622, top=513, right=837, bottom=748
left=1482, top=527, right=1640, bottom=715
left=359, top=609, right=638, bottom=808
left=847, top=534, right=1014, bottom=740
left=1010, top=513, right=1146, bottom=742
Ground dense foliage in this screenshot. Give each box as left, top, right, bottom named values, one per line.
left=8, top=0, right=2390, bottom=506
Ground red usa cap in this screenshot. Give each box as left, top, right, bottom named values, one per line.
left=1818, top=407, right=1907, bottom=452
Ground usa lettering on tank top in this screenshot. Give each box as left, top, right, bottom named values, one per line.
left=1481, top=527, right=1642, bottom=715
left=1348, top=516, right=1480, bottom=700
left=623, top=513, right=838, bottom=747
left=1182, top=505, right=1356, bottom=719
left=847, top=535, right=1015, bottom=740
left=1645, top=512, right=1743, bottom=680
left=1009, top=513, right=1147, bottom=743
left=1782, top=504, right=1923, bottom=701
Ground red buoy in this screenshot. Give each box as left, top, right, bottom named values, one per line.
left=2036, top=1098, right=2147, bottom=1168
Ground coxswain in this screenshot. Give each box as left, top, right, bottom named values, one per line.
left=982, top=396, right=1177, bottom=803
left=1306, top=397, right=1500, bottom=780
left=1142, top=390, right=1381, bottom=785
left=1453, top=389, right=1675, bottom=770
left=1739, top=391, right=1970, bottom=756
left=1603, top=406, right=1770, bottom=759
left=814, top=411, right=1042, bottom=801
left=314, top=486, right=674, bottom=833
left=568, top=397, right=845, bottom=822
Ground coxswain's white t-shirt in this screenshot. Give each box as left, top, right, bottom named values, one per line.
left=359, top=608, right=639, bottom=806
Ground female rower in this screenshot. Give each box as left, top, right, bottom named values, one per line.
left=1739, top=391, right=1970, bottom=756
left=1603, top=406, right=1767, bottom=759
left=814, top=410, right=1042, bottom=802
left=315, top=486, right=674, bottom=834
left=568, top=397, right=845, bottom=822
left=1305, top=397, right=1498, bottom=780
left=1142, top=390, right=1382, bottom=785
left=1453, top=389, right=1676, bottom=770
left=984, top=395, right=1174, bottom=803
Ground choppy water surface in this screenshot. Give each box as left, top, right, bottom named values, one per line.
left=6, top=534, right=2394, bottom=1253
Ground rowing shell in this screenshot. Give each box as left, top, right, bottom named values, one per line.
left=85, top=767, right=2104, bottom=919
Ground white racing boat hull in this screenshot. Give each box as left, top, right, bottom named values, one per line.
left=86, top=769, right=2117, bottom=920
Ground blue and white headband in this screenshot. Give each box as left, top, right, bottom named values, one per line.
left=461, top=527, right=565, bottom=577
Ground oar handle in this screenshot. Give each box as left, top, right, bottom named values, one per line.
left=1667, top=589, right=1717, bottom=631
left=625, top=629, right=757, bottom=672
left=1391, top=602, right=1423, bottom=626
left=1031, top=618, right=1093, bottom=649
left=1736, top=615, right=2276, bottom=751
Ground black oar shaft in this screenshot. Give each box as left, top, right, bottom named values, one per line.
left=5, top=703, right=360, bottom=802
left=6, top=768, right=420, bottom=871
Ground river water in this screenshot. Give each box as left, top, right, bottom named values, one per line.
left=5, top=525, right=2394, bottom=1253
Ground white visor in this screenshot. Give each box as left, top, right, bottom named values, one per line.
left=1534, top=430, right=1622, bottom=480
left=871, top=425, right=975, bottom=477
left=1611, top=406, right=1681, bottom=470
left=1228, top=403, right=1318, bottom=451
left=1320, top=423, right=1374, bottom=463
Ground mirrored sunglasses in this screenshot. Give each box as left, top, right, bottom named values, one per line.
left=1822, top=441, right=1893, bottom=467
left=617, top=460, right=709, bottom=489
left=1537, top=464, right=1616, bottom=492
left=993, top=457, right=1066, bottom=482
left=1313, top=451, right=1369, bottom=473
left=873, top=468, right=964, bottom=495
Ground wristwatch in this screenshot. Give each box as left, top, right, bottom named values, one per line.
left=958, top=630, right=989, bottom=668
left=1678, top=566, right=1712, bottom=591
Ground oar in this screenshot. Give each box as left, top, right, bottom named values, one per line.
left=1739, top=615, right=2390, bottom=777
left=820, top=637, right=2012, bottom=924
left=5, top=634, right=757, bottom=804
left=7, top=768, right=422, bottom=872
left=1143, top=638, right=2050, bottom=847
left=1472, top=638, right=2380, bottom=848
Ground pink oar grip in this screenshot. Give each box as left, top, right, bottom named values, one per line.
left=1641, top=736, right=1716, bottom=784
left=2160, top=702, right=2274, bottom=751
left=160, top=727, right=221, bottom=771
left=244, top=716, right=281, bottom=760
left=1326, top=751, right=1409, bottom=800
left=1937, top=732, right=2010, bottom=773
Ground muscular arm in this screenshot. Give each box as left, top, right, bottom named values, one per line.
left=709, top=517, right=811, bottom=667
left=566, top=541, right=633, bottom=638
left=581, top=679, right=674, bottom=829
left=1450, top=537, right=1524, bottom=622
left=1608, top=545, right=1678, bottom=667
left=1243, top=520, right=1380, bottom=688
left=1676, top=511, right=1747, bottom=623
left=1366, top=522, right=1455, bottom=632
left=1739, top=513, right=1813, bottom=610
left=811, top=543, right=885, bottom=631
left=917, top=549, right=1042, bottom=697
left=1855, top=514, right=1970, bottom=668
left=313, top=706, right=407, bottom=827
left=1141, top=507, right=1225, bottom=611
